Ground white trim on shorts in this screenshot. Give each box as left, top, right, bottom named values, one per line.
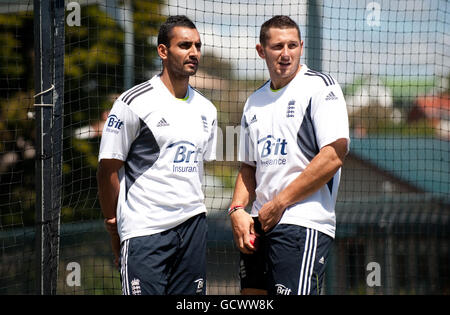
left=120, top=239, right=130, bottom=295
left=298, top=228, right=318, bottom=295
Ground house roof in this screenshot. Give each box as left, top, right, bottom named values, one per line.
left=335, top=194, right=450, bottom=235
left=349, top=136, right=449, bottom=200
left=415, top=94, right=450, bottom=120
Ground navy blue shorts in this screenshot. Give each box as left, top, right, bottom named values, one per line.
left=240, top=218, right=333, bottom=295
left=120, top=213, right=207, bottom=295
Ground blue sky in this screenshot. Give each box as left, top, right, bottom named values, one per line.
left=163, top=0, right=449, bottom=85
left=321, top=0, right=449, bottom=83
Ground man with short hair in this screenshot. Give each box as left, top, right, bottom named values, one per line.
left=229, top=15, right=350, bottom=295
left=97, top=15, right=217, bottom=295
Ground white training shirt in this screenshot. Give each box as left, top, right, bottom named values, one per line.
left=238, top=65, right=350, bottom=238
left=99, top=75, right=217, bottom=242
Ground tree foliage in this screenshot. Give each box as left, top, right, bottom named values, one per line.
left=0, top=1, right=164, bottom=226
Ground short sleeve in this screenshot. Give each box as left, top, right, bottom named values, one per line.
left=98, top=100, right=140, bottom=161
left=203, top=111, right=218, bottom=162
left=311, top=82, right=350, bottom=153
left=238, top=113, right=257, bottom=166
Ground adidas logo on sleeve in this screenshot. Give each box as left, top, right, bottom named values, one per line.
left=157, top=117, right=170, bottom=127
left=325, top=91, right=338, bottom=101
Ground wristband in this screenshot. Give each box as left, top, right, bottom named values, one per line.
left=227, top=205, right=244, bottom=216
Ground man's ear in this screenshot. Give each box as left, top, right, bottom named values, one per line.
left=157, top=43, right=168, bottom=61
left=256, top=43, right=265, bottom=59
left=300, top=40, right=304, bottom=57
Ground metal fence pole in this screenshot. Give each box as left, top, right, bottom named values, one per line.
left=34, top=0, right=64, bottom=295
left=52, top=0, right=65, bottom=295
left=307, top=0, right=322, bottom=72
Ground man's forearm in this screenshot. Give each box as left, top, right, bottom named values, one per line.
left=229, top=163, right=258, bottom=253
left=275, top=139, right=347, bottom=210
left=97, top=159, right=124, bottom=265
left=257, top=139, right=347, bottom=232
left=230, top=163, right=257, bottom=208
left=97, top=165, right=120, bottom=219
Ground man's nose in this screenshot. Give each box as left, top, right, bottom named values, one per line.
left=280, top=45, right=289, bottom=58
left=189, top=45, right=200, bottom=57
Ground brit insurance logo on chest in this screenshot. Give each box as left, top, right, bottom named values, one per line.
left=168, top=140, right=202, bottom=174
left=257, top=135, right=288, bottom=168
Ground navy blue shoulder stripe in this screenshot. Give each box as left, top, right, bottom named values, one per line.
left=121, top=81, right=150, bottom=103
left=307, top=69, right=335, bottom=85
left=122, top=83, right=153, bottom=105
left=305, top=72, right=328, bottom=86
left=305, top=70, right=335, bottom=86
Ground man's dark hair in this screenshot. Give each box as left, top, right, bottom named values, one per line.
left=158, top=15, right=197, bottom=47
left=259, top=15, right=301, bottom=46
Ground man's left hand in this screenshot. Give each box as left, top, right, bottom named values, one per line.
left=258, top=197, right=285, bottom=232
